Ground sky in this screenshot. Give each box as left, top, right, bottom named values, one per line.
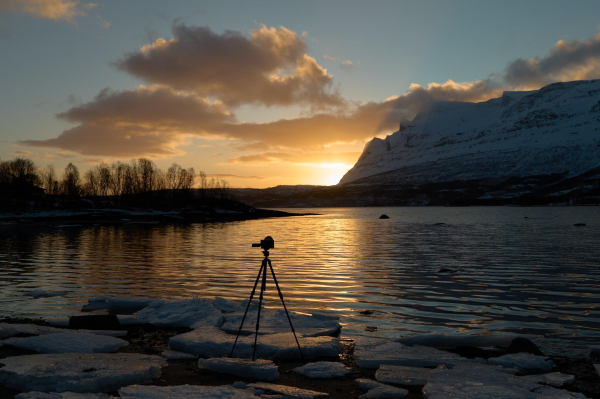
left=2, top=0, right=600, bottom=188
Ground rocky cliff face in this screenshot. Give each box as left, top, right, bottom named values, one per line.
left=340, top=80, right=600, bottom=185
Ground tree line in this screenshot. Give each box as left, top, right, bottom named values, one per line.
left=0, top=157, right=230, bottom=199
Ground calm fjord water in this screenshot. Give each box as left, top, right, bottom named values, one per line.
left=1, top=207, right=599, bottom=355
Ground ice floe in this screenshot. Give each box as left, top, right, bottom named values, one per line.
left=221, top=308, right=341, bottom=337
left=0, top=353, right=166, bottom=393
left=198, top=357, right=279, bottom=381
left=82, top=295, right=155, bottom=313
left=0, top=323, right=125, bottom=340
left=422, top=364, right=583, bottom=399
left=24, top=290, right=67, bottom=299
left=353, top=337, right=477, bottom=368
left=161, top=349, right=197, bottom=360
left=15, top=393, right=109, bottom=399
left=119, top=384, right=257, bottom=398
left=293, top=361, right=350, bottom=378
left=395, top=333, right=539, bottom=350
left=521, top=372, right=575, bottom=387
left=249, top=382, right=329, bottom=398
left=375, top=364, right=430, bottom=386
left=170, top=326, right=341, bottom=360
left=134, top=298, right=224, bottom=328
left=355, top=378, right=408, bottom=399
left=0, top=332, right=128, bottom=353
left=488, top=353, right=553, bottom=373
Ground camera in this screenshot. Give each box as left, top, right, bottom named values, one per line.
left=252, top=236, right=274, bottom=250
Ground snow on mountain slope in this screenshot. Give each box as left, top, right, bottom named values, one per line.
left=340, top=80, right=600, bottom=185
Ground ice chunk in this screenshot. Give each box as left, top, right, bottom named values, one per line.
left=232, top=381, right=247, bottom=389
left=161, top=349, right=197, bottom=360
left=134, top=299, right=224, bottom=328
left=1, top=332, right=128, bottom=353
left=0, top=323, right=125, bottom=339
left=293, top=362, right=350, bottom=378
left=45, top=317, right=70, bottom=327
left=0, top=353, right=166, bottom=393
left=198, top=357, right=279, bottom=381
left=395, top=333, right=540, bottom=350
left=521, top=372, right=575, bottom=387
left=355, top=378, right=408, bottom=399
left=595, top=364, right=599, bottom=377
left=116, top=315, right=145, bottom=325
left=249, top=382, right=329, bottom=398
left=119, top=384, right=257, bottom=398
left=82, top=295, right=155, bottom=313
left=212, top=297, right=246, bottom=313
left=530, top=386, right=588, bottom=398
left=221, top=308, right=341, bottom=337
left=375, top=364, right=430, bottom=386
left=15, top=393, right=109, bottom=399
left=24, top=290, right=67, bottom=299
left=353, top=337, right=476, bottom=368
left=488, top=353, right=553, bottom=373
left=170, top=326, right=341, bottom=360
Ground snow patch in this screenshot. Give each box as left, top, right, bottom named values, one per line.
left=198, top=357, right=279, bottom=381
left=293, top=362, right=350, bottom=378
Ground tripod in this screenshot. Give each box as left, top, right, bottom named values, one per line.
left=229, top=248, right=304, bottom=361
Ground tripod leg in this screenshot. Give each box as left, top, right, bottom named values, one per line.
left=267, top=259, right=304, bottom=360
left=229, top=261, right=265, bottom=358
left=253, top=258, right=268, bottom=361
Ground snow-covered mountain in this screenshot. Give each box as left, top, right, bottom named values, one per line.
left=340, top=80, right=600, bottom=185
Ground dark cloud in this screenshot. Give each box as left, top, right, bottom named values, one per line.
left=114, top=23, right=343, bottom=108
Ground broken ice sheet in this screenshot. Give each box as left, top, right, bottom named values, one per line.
left=198, top=357, right=279, bottom=381
left=0, top=353, right=166, bottom=393
left=161, top=349, right=197, bottom=360
left=249, top=382, right=329, bottom=398
left=521, top=372, right=575, bottom=387
left=119, top=384, right=257, bottom=398
left=293, top=362, right=350, bottom=378
left=1, top=333, right=128, bottom=354
left=0, top=323, right=126, bottom=339
left=488, top=353, right=553, bottom=373
left=134, top=298, right=224, bottom=328
left=375, top=364, right=430, bottom=386
left=355, top=378, right=408, bottom=399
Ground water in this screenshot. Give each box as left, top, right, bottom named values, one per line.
left=1, top=207, right=599, bottom=356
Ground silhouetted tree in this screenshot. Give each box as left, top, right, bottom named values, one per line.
left=39, top=165, right=60, bottom=195
left=62, top=163, right=82, bottom=197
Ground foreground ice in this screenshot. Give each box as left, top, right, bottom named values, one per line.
left=422, top=364, right=585, bottom=399
left=293, top=362, right=350, bottom=378
left=249, top=382, right=329, bottom=398
left=353, top=337, right=477, bottom=368
left=15, top=393, right=109, bottom=399
left=395, top=333, right=539, bottom=350
left=521, top=372, right=575, bottom=387
left=595, top=364, right=599, bottom=377
left=488, top=353, right=553, bottom=373
left=355, top=378, right=408, bottom=399
left=170, top=326, right=342, bottom=360
left=0, top=323, right=125, bottom=339
left=134, top=299, right=224, bottom=328
left=24, top=290, right=68, bottom=299
left=82, top=295, right=155, bottom=313
left=0, top=353, right=166, bottom=393
left=119, top=384, right=257, bottom=398
left=161, top=349, right=197, bottom=360
left=198, top=357, right=279, bottom=381
left=375, top=364, right=431, bottom=386
left=221, top=308, right=341, bottom=337
left=1, top=332, right=128, bottom=353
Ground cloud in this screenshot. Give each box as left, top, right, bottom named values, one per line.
left=502, top=33, right=600, bottom=89
left=13, top=150, right=32, bottom=155
left=208, top=173, right=266, bottom=180
left=0, top=0, right=87, bottom=23
left=227, top=151, right=360, bottom=166
left=21, top=85, right=234, bottom=157
left=114, top=23, right=343, bottom=108
left=95, top=14, right=109, bottom=29
left=324, top=55, right=354, bottom=71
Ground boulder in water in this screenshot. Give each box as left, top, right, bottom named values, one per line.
left=379, top=214, right=390, bottom=219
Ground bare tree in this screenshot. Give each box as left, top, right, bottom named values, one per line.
left=166, top=163, right=181, bottom=190
left=39, top=165, right=59, bottom=195
left=97, top=163, right=112, bottom=196
left=111, top=162, right=126, bottom=196
left=62, top=163, right=82, bottom=197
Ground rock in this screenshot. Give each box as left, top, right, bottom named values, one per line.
left=449, top=345, right=502, bottom=359
left=353, top=337, right=476, bottom=368
left=134, top=298, right=224, bottom=328
left=355, top=378, right=408, bottom=399
left=220, top=307, right=341, bottom=337
left=395, top=333, right=539, bottom=350
left=573, top=223, right=586, bottom=226
left=379, top=215, right=390, bottom=219
left=161, top=349, right=197, bottom=360
left=590, top=346, right=600, bottom=357
left=293, top=362, right=350, bottom=378
left=198, top=357, right=279, bottom=381
left=437, top=268, right=456, bottom=273
left=249, top=382, right=329, bottom=398
left=0, top=353, right=166, bottom=393
left=423, top=364, right=585, bottom=399
left=488, top=353, right=553, bottom=373
left=507, top=337, right=544, bottom=356
left=375, top=364, right=430, bottom=386
left=15, top=393, right=109, bottom=399
left=521, top=372, right=575, bottom=387
left=69, top=315, right=120, bottom=331
left=1, top=332, right=128, bottom=354
left=24, top=290, right=67, bottom=299
left=232, top=381, right=247, bottom=389
left=170, top=326, right=341, bottom=360
left=119, top=384, right=257, bottom=398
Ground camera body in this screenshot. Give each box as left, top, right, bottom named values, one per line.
left=252, top=236, right=274, bottom=250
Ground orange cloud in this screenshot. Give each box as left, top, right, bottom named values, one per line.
left=227, top=151, right=361, bottom=165
left=0, top=0, right=88, bottom=23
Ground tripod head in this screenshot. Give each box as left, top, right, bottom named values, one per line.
left=252, top=236, right=274, bottom=258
